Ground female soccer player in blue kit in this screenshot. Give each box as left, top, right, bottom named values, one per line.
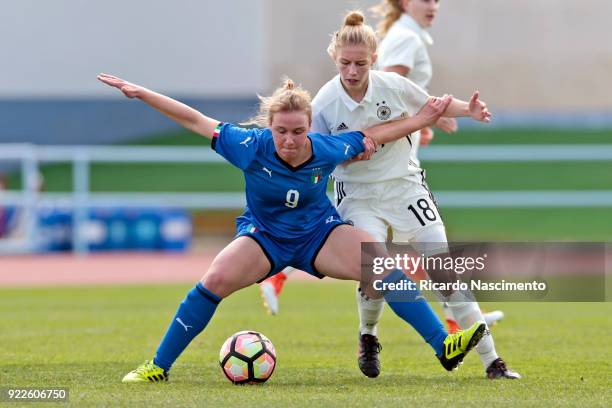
left=97, top=73, right=485, bottom=382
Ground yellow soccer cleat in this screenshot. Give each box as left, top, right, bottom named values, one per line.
left=438, top=322, right=486, bottom=371
left=122, top=360, right=168, bottom=383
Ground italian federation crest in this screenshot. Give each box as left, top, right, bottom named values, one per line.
left=311, top=168, right=323, bottom=184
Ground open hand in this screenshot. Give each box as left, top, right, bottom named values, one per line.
left=468, top=91, right=491, bottom=122
left=97, top=73, right=142, bottom=98
left=435, top=117, right=458, bottom=133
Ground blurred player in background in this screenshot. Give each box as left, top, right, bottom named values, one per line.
left=98, top=73, right=487, bottom=383
left=375, top=0, right=505, bottom=335
left=0, top=172, right=44, bottom=240
left=0, top=175, right=10, bottom=237
left=376, top=0, right=456, bottom=146
left=261, top=10, right=519, bottom=380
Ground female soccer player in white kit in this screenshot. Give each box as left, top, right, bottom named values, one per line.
left=333, top=10, right=519, bottom=380
left=262, top=9, right=519, bottom=380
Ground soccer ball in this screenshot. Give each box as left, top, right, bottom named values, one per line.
left=219, top=330, right=276, bottom=384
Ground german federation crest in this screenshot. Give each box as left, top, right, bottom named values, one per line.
left=376, top=101, right=391, bottom=120
left=311, top=168, right=323, bottom=184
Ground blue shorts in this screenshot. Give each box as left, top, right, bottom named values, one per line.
left=235, top=218, right=350, bottom=281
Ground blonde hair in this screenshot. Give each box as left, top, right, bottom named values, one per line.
left=370, top=0, right=404, bottom=38
left=246, top=78, right=312, bottom=128
left=327, top=10, right=378, bottom=58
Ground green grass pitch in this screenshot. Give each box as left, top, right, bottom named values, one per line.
left=2, top=282, right=611, bottom=407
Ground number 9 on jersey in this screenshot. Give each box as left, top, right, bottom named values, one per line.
left=285, top=189, right=300, bottom=208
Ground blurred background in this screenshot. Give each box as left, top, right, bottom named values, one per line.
left=0, top=0, right=611, bottom=257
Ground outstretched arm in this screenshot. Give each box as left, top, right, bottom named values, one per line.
left=362, top=95, right=452, bottom=145
left=442, top=91, right=491, bottom=123
left=97, top=73, right=219, bottom=139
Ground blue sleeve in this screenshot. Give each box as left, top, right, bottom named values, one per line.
left=211, top=123, right=262, bottom=170
left=314, top=131, right=366, bottom=166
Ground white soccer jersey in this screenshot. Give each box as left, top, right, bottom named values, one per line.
left=377, top=13, right=434, bottom=90
left=311, top=70, right=429, bottom=185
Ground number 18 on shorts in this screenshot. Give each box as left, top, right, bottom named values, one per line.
left=407, top=197, right=439, bottom=228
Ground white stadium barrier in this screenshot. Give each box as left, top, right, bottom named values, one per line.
left=1, top=144, right=610, bottom=254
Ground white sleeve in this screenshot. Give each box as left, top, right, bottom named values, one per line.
left=379, top=33, right=420, bottom=70
left=311, top=98, right=332, bottom=135
left=311, top=113, right=330, bottom=135
left=399, top=76, right=430, bottom=112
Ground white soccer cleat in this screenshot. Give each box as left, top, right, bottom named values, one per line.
left=260, top=281, right=279, bottom=315
left=483, top=310, right=504, bottom=327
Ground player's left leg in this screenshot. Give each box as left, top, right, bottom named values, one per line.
left=412, top=224, right=521, bottom=379
left=311, top=224, right=485, bottom=372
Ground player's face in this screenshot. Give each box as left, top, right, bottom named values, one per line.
left=405, top=0, right=439, bottom=28
left=335, top=44, right=376, bottom=98
left=270, top=111, right=311, bottom=161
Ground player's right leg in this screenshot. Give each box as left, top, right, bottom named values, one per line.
left=336, top=198, right=389, bottom=377
left=122, top=236, right=271, bottom=383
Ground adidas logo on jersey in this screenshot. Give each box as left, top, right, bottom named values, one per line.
left=336, top=122, right=348, bottom=131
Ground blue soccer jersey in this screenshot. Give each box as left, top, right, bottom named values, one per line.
left=212, top=123, right=365, bottom=239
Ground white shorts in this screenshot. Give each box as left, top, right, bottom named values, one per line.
left=334, top=178, right=448, bottom=255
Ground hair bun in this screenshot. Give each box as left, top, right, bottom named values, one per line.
left=344, top=10, right=364, bottom=26
left=283, top=78, right=295, bottom=90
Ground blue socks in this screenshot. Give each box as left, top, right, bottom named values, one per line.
left=153, top=282, right=221, bottom=372
left=152, top=272, right=446, bottom=372
left=381, top=270, right=447, bottom=356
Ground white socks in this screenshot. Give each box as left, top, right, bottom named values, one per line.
left=356, top=286, right=385, bottom=336
left=446, top=291, right=498, bottom=368
left=441, top=302, right=455, bottom=322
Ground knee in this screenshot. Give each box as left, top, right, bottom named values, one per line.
left=200, top=270, right=230, bottom=299
left=360, top=283, right=382, bottom=300
left=344, top=263, right=367, bottom=288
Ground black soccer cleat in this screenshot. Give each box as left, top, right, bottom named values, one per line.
left=486, top=358, right=521, bottom=379
left=358, top=333, right=382, bottom=378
